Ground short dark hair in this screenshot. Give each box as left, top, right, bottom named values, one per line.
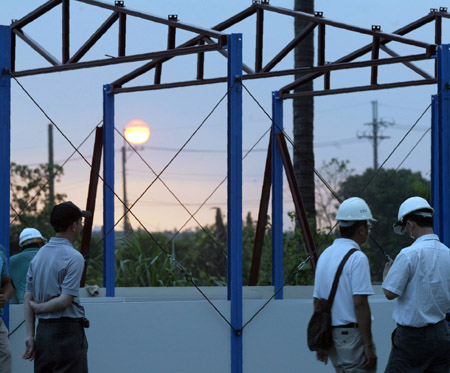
left=404, top=209, right=433, bottom=228
left=339, top=221, right=367, bottom=238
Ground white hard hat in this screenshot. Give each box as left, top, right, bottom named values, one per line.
left=393, top=196, right=434, bottom=235
left=19, top=228, right=45, bottom=247
left=336, top=197, right=376, bottom=226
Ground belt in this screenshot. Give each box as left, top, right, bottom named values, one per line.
left=332, top=323, right=358, bottom=328
left=397, top=319, right=445, bottom=329
left=39, top=317, right=84, bottom=324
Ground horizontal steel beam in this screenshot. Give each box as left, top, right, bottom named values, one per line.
left=281, top=79, right=436, bottom=98
left=13, top=43, right=221, bottom=77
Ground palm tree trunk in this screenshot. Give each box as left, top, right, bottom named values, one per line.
left=293, top=0, right=316, bottom=224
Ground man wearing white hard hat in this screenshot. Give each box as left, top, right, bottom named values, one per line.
left=10, top=228, right=46, bottom=304
left=382, top=196, right=450, bottom=372
left=313, top=197, right=377, bottom=372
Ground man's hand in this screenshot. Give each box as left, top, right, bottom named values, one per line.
left=382, top=261, right=393, bottom=281
left=316, top=351, right=328, bottom=364
left=363, top=344, right=377, bottom=370
left=29, top=300, right=42, bottom=315
left=23, top=337, right=35, bottom=361
left=0, top=294, right=8, bottom=307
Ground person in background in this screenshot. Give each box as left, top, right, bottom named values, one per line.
left=0, top=243, right=14, bottom=373
left=23, top=201, right=91, bottom=372
left=383, top=196, right=450, bottom=372
left=313, top=197, right=377, bottom=372
left=10, top=228, right=46, bottom=304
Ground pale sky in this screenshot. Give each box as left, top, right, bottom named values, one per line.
left=2, top=0, right=447, bottom=232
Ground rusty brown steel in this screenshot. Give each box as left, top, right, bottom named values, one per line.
left=118, top=12, right=126, bottom=57
left=274, top=133, right=317, bottom=272
left=248, top=135, right=272, bottom=286
left=13, top=29, right=61, bottom=66
left=80, top=126, right=103, bottom=287
left=281, top=79, right=436, bottom=98
left=261, top=22, right=317, bottom=73
left=69, top=12, right=119, bottom=63
left=62, top=0, right=70, bottom=63
left=255, top=7, right=264, bottom=72
left=11, top=0, right=62, bottom=30
left=371, top=34, right=380, bottom=85
left=380, top=45, right=432, bottom=80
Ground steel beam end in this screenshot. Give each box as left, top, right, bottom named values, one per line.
left=440, top=7, right=448, bottom=12
left=314, top=11, right=323, bottom=18
left=114, top=1, right=125, bottom=7
left=372, top=25, right=381, bottom=31
left=168, top=14, right=178, bottom=21
left=430, top=8, right=439, bottom=13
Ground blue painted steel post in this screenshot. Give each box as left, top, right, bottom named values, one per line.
left=271, top=91, right=284, bottom=299
left=431, top=94, right=441, bottom=238
left=435, top=44, right=450, bottom=246
left=103, top=84, right=115, bottom=297
left=227, top=33, right=243, bottom=373
left=0, top=26, right=11, bottom=327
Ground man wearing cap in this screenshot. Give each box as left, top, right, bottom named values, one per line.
left=313, top=197, right=377, bottom=372
left=383, top=196, right=450, bottom=372
left=0, top=244, right=13, bottom=373
left=10, top=228, right=46, bottom=304
left=23, top=201, right=91, bottom=372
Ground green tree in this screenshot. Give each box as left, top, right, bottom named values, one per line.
left=340, top=168, right=430, bottom=281
left=10, top=162, right=65, bottom=255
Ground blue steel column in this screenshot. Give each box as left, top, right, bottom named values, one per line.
left=227, top=33, right=243, bottom=373
left=103, top=84, right=115, bottom=297
left=0, top=26, right=11, bottom=327
left=271, top=91, right=283, bottom=299
left=435, top=44, right=450, bottom=246
left=431, top=94, right=441, bottom=238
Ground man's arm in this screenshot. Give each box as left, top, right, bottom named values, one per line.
left=0, top=276, right=13, bottom=307
left=353, top=294, right=377, bottom=370
left=30, top=293, right=74, bottom=314
left=23, top=292, right=35, bottom=360
left=382, top=261, right=400, bottom=300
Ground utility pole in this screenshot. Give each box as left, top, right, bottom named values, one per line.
left=357, top=101, right=394, bottom=169
left=122, top=144, right=130, bottom=233
left=48, top=124, right=55, bottom=207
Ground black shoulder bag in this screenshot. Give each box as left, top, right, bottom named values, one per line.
left=307, top=248, right=357, bottom=352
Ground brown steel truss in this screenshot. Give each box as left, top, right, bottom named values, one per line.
left=10, top=0, right=227, bottom=77
left=10, top=1, right=447, bottom=97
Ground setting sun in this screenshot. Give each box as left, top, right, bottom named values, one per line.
left=124, top=119, right=151, bottom=144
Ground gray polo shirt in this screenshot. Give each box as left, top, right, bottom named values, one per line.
left=26, top=237, right=85, bottom=319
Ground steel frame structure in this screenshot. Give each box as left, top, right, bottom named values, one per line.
left=2, top=2, right=450, bottom=372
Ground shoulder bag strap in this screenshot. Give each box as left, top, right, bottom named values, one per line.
left=326, top=248, right=358, bottom=309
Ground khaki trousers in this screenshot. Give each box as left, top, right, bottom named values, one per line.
left=0, top=318, right=12, bottom=373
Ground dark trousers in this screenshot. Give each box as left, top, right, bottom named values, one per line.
left=385, top=319, right=450, bottom=373
left=35, top=319, right=88, bottom=373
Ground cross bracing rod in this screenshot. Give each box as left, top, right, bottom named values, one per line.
left=13, top=29, right=61, bottom=66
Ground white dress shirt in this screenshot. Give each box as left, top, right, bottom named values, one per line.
left=382, top=234, right=450, bottom=327
left=314, top=238, right=374, bottom=326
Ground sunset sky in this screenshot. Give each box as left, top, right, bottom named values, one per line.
left=1, top=0, right=446, bottom=233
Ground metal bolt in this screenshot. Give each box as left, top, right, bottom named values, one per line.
left=168, top=14, right=178, bottom=21
left=11, top=19, right=17, bottom=24
left=440, top=7, right=448, bottom=12
left=261, top=0, right=270, bottom=4
left=430, top=8, right=438, bottom=13
left=314, top=11, right=324, bottom=17
left=252, top=0, right=260, bottom=4
left=372, top=25, right=381, bottom=31
left=114, top=1, right=124, bottom=7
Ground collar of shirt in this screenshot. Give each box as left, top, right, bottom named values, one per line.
left=413, top=234, right=440, bottom=244
left=333, top=238, right=361, bottom=250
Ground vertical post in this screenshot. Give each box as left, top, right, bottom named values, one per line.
left=431, top=94, right=441, bottom=237
left=271, top=91, right=284, bottom=299
left=0, top=26, right=11, bottom=327
left=48, top=124, right=55, bottom=207
left=227, top=33, right=243, bottom=373
left=434, top=44, right=450, bottom=246
left=372, top=100, right=378, bottom=170
left=122, top=145, right=129, bottom=232
left=103, top=84, right=115, bottom=297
